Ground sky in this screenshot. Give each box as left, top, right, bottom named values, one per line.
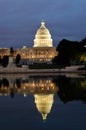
left=0, top=0, right=86, bottom=48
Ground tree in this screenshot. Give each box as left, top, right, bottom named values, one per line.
left=0, top=56, right=2, bottom=65
left=2, top=55, right=9, bottom=67
left=52, top=39, right=85, bottom=67
left=53, top=39, right=73, bottom=67
left=15, top=54, right=21, bottom=65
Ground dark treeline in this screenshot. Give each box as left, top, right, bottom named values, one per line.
left=53, top=38, right=86, bottom=67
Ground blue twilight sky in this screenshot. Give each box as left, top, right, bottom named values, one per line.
left=0, top=0, right=86, bottom=48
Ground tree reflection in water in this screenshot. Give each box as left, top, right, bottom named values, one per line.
left=53, top=75, right=86, bottom=103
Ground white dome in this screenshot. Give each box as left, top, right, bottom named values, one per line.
left=33, top=21, right=53, bottom=47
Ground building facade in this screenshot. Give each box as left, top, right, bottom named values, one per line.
left=0, top=48, right=10, bottom=57
left=0, top=21, right=57, bottom=64
left=15, top=20, right=58, bottom=63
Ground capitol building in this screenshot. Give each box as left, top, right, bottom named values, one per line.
left=0, top=20, right=57, bottom=64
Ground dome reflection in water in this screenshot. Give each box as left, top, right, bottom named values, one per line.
left=0, top=75, right=58, bottom=121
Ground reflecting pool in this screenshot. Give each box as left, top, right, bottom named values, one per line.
left=0, top=74, right=86, bottom=130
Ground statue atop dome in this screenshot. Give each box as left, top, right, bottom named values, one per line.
left=33, top=20, right=53, bottom=47
left=41, top=19, right=45, bottom=27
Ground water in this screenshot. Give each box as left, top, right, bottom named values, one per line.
left=0, top=74, right=86, bottom=130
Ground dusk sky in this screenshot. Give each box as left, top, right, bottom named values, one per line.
left=0, top=0, right=86, bottom=48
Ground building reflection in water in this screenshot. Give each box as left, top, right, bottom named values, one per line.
left=0, top=74, right=86, bottom=120
left=0, top=76, right=58, bottom=120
